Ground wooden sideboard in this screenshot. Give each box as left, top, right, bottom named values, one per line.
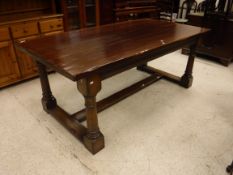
left=113, top=0, right=180, bottom=22
left=182, top=13, right=233, bottom=66
left=60, top=0, right=115, bottom=30
left=0, top=0, right=64, bottom=88
left=181, top=0, right=233, bottom=66
left=0, top=14, right=64, bottom=88
left=114, top=0, right=159, bottom=21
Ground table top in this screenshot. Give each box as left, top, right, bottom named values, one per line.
left=16, top=19, right=208, bottom=81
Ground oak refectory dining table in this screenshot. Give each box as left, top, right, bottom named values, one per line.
left=15, top=19, right=208, bottom=154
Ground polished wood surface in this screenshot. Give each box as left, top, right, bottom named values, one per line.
left=16, top=19, right=208, bottom=154
left=16, top=19, right=208, bottom=81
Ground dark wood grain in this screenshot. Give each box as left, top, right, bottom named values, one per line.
left=16, top=19, right=208, bottom=81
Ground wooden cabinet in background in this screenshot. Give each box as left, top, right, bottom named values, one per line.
left=0, top=16, right=64, bottom=88
left=11, top=21, right=39, bottom=39
left=0, top=27, right=11, bottom=41
left=61, top=0, right=101, bottom=30
left=114, top=0, right=159, bottom=22
left=0, top=41, right=20, bottom=87
left=0, top=0, right=64, bottom=88
left=182, top=0, right=233, bottom=66
left=60, top=0, right=115, bottom=30
left=15, top=36, right=40, bottom=78
left=39, top=18, right=64, bottom=33
left=182, top=14, right=233, bottom=66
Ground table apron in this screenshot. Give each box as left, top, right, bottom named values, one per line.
left=98, top=36, right=199, bottom=81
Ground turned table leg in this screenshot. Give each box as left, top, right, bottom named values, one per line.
left=77, top=74, right=104, bottom=154
left=36, top=61, right=57, bottom=112
left=180, top=43, right=197, bottom=88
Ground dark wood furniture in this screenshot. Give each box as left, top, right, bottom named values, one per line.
left=61, top=0, right=101, bottom=30
left=99, top=0, right=115, bottom=25
left=114, top=6, right=159, bottom=21
left=182, top=0, right=233, bottom=66
left=0, top=0, right=64, bottom=88
left=114, top=0, right=160, bottom=21
left=227, top=161, right=233, bottom=175
left=16, top=19, right=208, bottom=154
left=114, top=0, right=181, bottom=22
left=60, top=0, right=115, bottom=30
left=157, top=0, right=174, bottom=21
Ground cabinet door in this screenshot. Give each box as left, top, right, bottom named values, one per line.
left=0, top=27, right=11, bottom=42
left=15, top=36, right=39, bottom=78
left=0, top=41, right=20, bottom=87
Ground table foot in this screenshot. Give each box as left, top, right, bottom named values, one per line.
left=180, top=43, right=196, bottom=88
left=180, top=74, right=193, bottom=88
left=42, top=96, right=57, bottom=113
left=84, top=132, right=105, bottom=154
left=220, top=59, right=231, bottom=67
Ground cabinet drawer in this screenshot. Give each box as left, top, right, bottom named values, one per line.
left=39, top=18, right=63, bottom=33
left=43, top=31, right=63, bottom=36
left=11, top=22, right=39, bottom=39
left=0, top=27, right=10, bottom=41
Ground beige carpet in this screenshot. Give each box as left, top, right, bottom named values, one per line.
left=0, top=50, right=233, bottom=175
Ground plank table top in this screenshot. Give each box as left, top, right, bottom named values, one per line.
left=16, top=19, right=208, bottom=81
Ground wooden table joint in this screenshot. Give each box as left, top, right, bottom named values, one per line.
left=72, top=73, right=162, bottom=123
